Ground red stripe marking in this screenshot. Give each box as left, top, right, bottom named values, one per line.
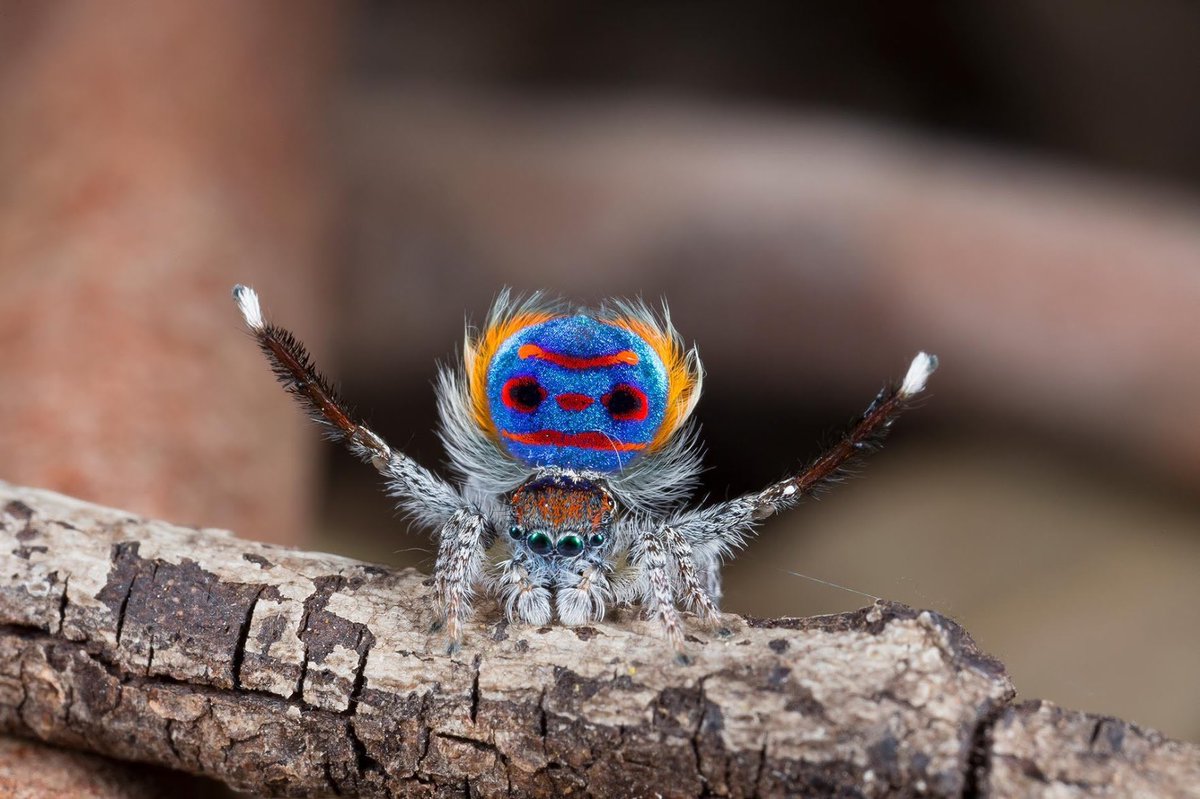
left=556, top=393, right=594, bottom=411
left=502, top=430, right=647, bottom=452
left=519, top=343, right=639, bottom=370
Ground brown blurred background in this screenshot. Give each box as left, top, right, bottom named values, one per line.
left=1, top=0, right=1197, bottom=759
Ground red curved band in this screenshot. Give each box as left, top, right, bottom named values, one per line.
left=501, top=430, right=647, bottom=452
left=518, top=343, right=639, bottom=370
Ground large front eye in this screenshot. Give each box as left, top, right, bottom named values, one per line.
left=601, top=383, right=648, bottom=421
left=556, top=534, right=585, bottom=557
left=526, top=530, right=553, bottom=555
left=502, top=376, right=546, bottom=413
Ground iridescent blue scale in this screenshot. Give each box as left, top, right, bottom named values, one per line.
left=485, top=315, right=670, bottom=472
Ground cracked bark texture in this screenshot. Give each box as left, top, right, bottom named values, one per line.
left=0, top=482, right=1196, bottom=798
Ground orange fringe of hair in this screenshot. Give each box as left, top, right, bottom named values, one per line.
left=466, top=310, right=559, bottom=438
left=608, top=315, right=702, bottom=452
left=467, top=303, right=701, bottom=454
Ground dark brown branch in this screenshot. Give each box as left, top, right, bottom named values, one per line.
left=0, top=481, right=1196, bottom=797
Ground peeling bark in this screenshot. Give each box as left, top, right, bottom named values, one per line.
left=0, top=482, right=1196, bottom=798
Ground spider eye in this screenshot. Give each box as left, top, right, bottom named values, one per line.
left=601, top=383, right=648, bottom=421
left=526, top=530, right=553, bottom=555
left=556, top=534, right=584, bottom=557
left=502, top=376, right=546, bottom=413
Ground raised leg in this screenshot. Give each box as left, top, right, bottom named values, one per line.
left=670, top=352, right=938, bottom=560
left=233, top=285, right=465, bottom=528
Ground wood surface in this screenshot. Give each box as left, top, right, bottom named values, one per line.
left=1, top=482, right=1196, bottom=797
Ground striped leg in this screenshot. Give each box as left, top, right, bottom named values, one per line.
left=661, top=524, right=721, bottom=625
left=635, top=528, right=685, bottom=653
left=432, top=509, right=488, bottom=651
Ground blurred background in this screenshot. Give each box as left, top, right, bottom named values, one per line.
left=1, top=0, right=1198, bottom=759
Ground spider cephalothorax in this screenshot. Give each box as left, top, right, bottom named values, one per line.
left=233, top=285, right=936, bottom=653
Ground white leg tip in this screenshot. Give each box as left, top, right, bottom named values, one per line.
left=232, top=284, right=264, bottom=330
left=900, top=352, right=938, bottom=397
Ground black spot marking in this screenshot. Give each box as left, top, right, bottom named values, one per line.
left=296, top=575, right=376, bottom=707
left=491, top=620, right=510, bottom=641
left=5, top=500, right=37, bottom=541
left=550, top=667, right=604, bottom=704
left=783, top=685, right=826, bottom=718
left=4, top=500, right=34, bottom=522
left=766, top=666, right=792, bottom=690
left=96, top=542, right=267, bottom=689
left=1089, top=718, right=1126, bottom=755
left=95, top=542, right=141, bottom=643
left=242, top=552, right=274, bottom=569
left=255, top=612, right=288, bottom=650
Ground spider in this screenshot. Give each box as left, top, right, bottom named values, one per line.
left=233, top=285, right=936, bottom=653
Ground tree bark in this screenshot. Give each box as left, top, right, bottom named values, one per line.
left=0, top=481, right=1196, bottom=798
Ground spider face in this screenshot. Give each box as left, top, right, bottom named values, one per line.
left=485, top=315, right=670, bottom=471
left=506, top=524, right=607, bottom=559
left=508, top=473, right=614, bottom=561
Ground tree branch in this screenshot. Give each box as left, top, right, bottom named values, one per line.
left=0, top=481, right=1196, bottom=797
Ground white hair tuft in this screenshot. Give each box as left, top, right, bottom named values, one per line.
left=900, top=352, right=938, bottom=398
left=232, top=284, right=264, bottom=330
